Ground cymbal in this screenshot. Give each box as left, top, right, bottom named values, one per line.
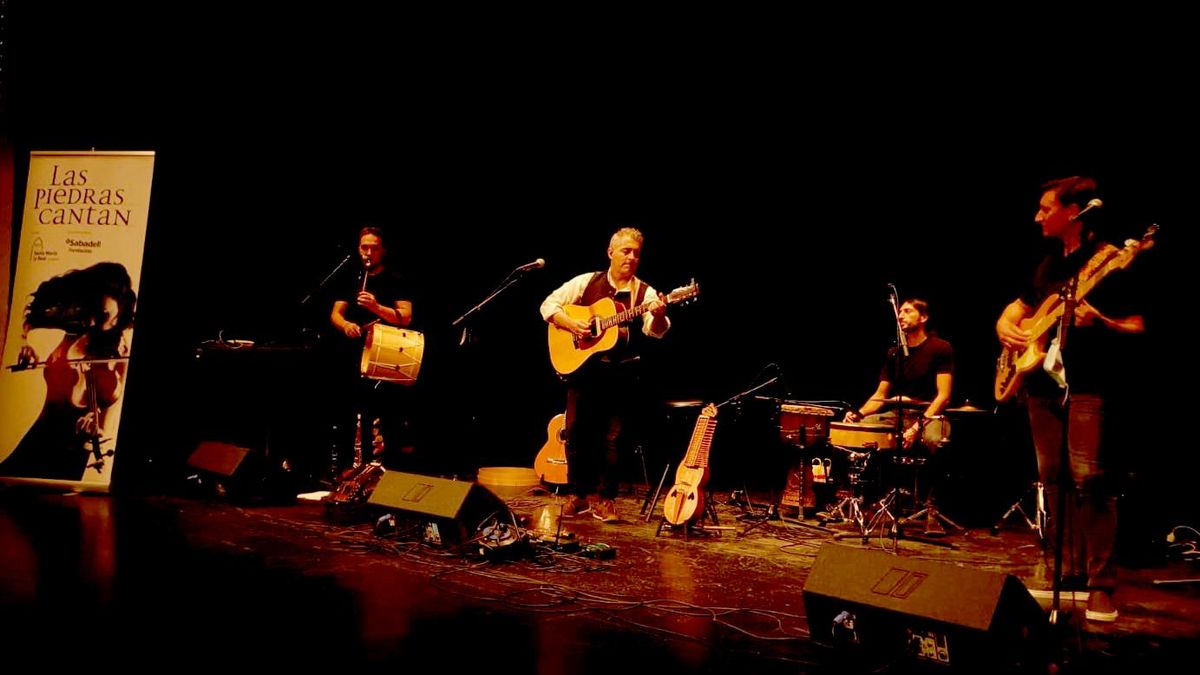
left=868, top=395, right=930, bottom=407
left=946, top=404, right=987, bottom=413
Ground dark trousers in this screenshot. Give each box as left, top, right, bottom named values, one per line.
left=564, top=363, right=640, bottom=500
left=331, top=350, right=416, bottom=474
left=1027, top=392, right=1117, bottom=590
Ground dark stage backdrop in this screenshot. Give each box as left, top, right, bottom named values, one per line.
left=4, top=5, right=1196, bottom=536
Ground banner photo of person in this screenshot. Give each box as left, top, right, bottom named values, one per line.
left=0, top=151, right=155, bottom=491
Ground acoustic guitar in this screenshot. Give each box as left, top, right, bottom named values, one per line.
left=994, top=225, right=1157, bottom=402
left=662, top=403, right=718, bottom=526
left=547, top=280, right=699, bottom=375
left=533, top=413, right=569, bottom=485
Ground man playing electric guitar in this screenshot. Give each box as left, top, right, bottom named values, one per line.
left=540, top=227, right=674, bottom=523
left=995, top=176, right=1148, bottom=624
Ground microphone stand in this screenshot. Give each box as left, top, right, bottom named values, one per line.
left=712, top=374, right=786, bottom=537
left=1049, top=274, right=1079, bottom=626
left=451, top=266, right=534, bottom=347
left=887, top=285, right=909, bottom=446
left=301, top=253, right=356, bottom=306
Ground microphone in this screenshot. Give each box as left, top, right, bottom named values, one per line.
left=515, top=258, right=545, bottom=272
left=1070, top=198, right=1103, bottom=222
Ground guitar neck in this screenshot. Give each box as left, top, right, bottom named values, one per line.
left=682, top=415, right=717, bottom=469
left=598, top=299, right=660, bottom=331
left=1026, top=240, right=1147, bottom=341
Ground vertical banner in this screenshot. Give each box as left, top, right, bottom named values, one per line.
left=0, top=151, right=154, bottom=491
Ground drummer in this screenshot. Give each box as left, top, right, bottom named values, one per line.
left=843, top=298, right=954, bottom=450
left=329, top=226, right=417, bottom=472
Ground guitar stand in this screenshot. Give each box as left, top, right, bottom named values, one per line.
left=655, top=490, right=720, bottom=539
left=991, top=480, right=1046, bottom=541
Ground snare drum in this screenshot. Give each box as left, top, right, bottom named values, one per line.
left=920, top=415, right=951, bottom=450
left=361, top=324, right=425, bottom=385
left=828, top=421, right=897, bottom=451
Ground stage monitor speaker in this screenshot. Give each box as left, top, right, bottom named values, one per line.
left=188, top=441, right=254, bottom=477
left=803, top=545, right=1046, bottom=671
left=186, top=441, right=292, bottom=502
left=368, top=471, right=508, bottom=546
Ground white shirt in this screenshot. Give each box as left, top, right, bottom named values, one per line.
left=540, top=271, right=671, bottom=338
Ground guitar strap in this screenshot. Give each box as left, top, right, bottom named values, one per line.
left=1043, top=336, right=1067, bottom=391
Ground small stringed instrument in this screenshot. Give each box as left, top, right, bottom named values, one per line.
left=327, top=415, right=386, bottom=506
left=533, top=413, right=568, bottom=485
left=994, top=225, right=1157, bottom=402
left=662, top=403, right=718, bottom=526
left=547, top=280, right=699, bottom=375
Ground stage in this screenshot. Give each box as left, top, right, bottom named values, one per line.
left=2, top=486, right=1197, bottom=673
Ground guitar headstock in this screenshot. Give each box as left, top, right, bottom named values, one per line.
left=666, top=279, right=701, bottom=305
left=701, top=403, right=717, bottom=418
left=1131, top=223, right=1158, bottom=249
left=1114, top=224, right=1158, bottom=270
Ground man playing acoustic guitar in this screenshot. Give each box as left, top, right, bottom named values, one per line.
left=540, top=227, right=671, bottom=523
left=995, top=176, right=1148, bottom=623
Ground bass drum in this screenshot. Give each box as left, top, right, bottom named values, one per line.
left=360, top=324, right=424, bottom=385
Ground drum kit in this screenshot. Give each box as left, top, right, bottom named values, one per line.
left=771, top=396, right=988, bottom=541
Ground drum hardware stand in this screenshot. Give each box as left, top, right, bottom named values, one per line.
left=821, top=449, right=870, bottom=529
left=992, top=480, right=1047, bottom=540
left=895, top=453, right=965, bottom=538
left=899, top=493, right=964, bottom=537
left=737, top=484, right=780, bottom=537
left=833, top=486, right=900, bottom=546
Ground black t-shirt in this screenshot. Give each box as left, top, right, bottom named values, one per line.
left=1020, top=237, right=1146, bottom=395
left=878, top=335, right=954, bottom=403
left=338, top=267, right=410, bottom=331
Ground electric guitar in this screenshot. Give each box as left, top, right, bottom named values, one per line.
left=547, top=280, right=700, bottom=375
left=662, top=403, right=718, bottom=526
left=994, top=225, right=1157, bottom=402
left=533, top=413, right=569, bottom=485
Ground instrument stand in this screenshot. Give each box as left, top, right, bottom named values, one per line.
left=895, top=455, right=964, bottom=538
left=641, top=462, right=671, bottom=520
left=822, top=492, right=866, bottom=532
left=991, top=480, right=1047, bottom=540
left=632, top=443, right=654, bottom=501
left=899, top=493, right=964, bottom=537
left=834, top=487, right=958, bottom=549
left=833, top=487, right=899, bottom=546
left=737, top=483, right=779, bottom=537
left=655, top=489, right=720, bottom=539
